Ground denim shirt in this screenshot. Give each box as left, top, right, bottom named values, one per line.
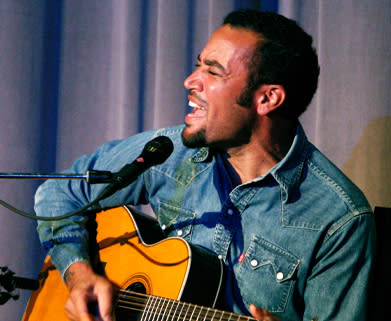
left=35, top=124, right=375, bottom=321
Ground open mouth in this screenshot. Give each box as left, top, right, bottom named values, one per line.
left=189, top=100, right=206, bottom=111
left=185, top=100, right=207, bottom=125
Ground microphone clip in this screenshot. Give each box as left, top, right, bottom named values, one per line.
left=0, top=266, right=39, bottom=305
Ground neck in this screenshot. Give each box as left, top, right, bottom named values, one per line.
left=227, top=118, right=297, bottom=184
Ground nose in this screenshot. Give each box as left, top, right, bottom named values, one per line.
left=184, top=69, right=202, bottom=92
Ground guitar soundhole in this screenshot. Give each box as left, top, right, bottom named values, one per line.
left=128, top=281, right=147, bottom=294
left=115, top=282, right=147, bottom=321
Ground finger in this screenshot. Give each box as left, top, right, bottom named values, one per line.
left=249, top=304, right=276, bottom=321
left=79, top=313, right=93, bottom=321
left=96, top=287, right=114, bottom=321
left=67, top=290, right=94, bottom=321
left=249, top=304, right=265, bottom=320
left=65, top=300, right=93, bottom=321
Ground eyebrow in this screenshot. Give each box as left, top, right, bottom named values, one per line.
left=197, top=54, right=226, bottom=73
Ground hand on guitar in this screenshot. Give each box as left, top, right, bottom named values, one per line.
left=249, top=304, right=281, bottom=321
left=63, top=262, right=114, bottom=321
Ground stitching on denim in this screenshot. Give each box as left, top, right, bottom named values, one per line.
left=154, top=126, right=184, bottom=137
left=326, top=211, right=372, bottom=238
left=59, top=258, right=90, bottom=279
left=213, top=223, right=232, bottom=262
left=157, top=199, right=196, bottom=227
left=151, top=159, right=213, bottom=187
left=230, top=187, right=258, bottom=213
left=239, top=235, right=300, bottom=313
left=250, top=235, right=300, bottom=263
left=281, top=204, right=322, bottom=232
left=279, top=275, right=295, bottom=313
left=281, top=187, right=323, bottom=231
left=308, top=160, right=356, bottom=213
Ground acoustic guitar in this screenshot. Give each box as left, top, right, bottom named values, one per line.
left=22, top=206, right=256, bottom=320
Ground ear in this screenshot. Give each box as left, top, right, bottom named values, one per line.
left=254, top=84, right=286, bottom=116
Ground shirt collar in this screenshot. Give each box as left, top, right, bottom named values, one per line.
left=267, top=123, right=311, bottom=203
left=189, top=123, right=311, bottom=203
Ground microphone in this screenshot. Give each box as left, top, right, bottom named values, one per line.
left=96, top=136, right=173, bottom=201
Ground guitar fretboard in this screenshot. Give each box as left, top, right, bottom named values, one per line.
left=116, top=290, right=256, bottom=321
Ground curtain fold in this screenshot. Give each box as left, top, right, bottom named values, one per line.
left=293, top=0, right=391, bottom=209
left=0, top=1, right=47, bottom=319
left=1, top=1, right=390, bottom=319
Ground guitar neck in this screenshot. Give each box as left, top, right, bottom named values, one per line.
left=116, top=290, right=256, bottom=321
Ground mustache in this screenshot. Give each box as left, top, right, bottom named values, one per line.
left=188, top=92, right=207, bottom=105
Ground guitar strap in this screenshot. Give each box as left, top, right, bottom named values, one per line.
left=85, top=211, right=105, bottom=275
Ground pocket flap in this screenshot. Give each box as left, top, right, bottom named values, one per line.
left=246, top=235, right=301, bottom=283
left=157, top=200, right=195, bottom=238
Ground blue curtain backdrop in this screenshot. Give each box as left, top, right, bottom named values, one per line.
left=0, top=1, right=390, bottom=320
left=39, top=0, right=277, bottom=172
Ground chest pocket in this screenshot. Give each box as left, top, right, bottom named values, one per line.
left=157, top=200, right=195, bottom=241
left=236, top=235, right=301, bottom=313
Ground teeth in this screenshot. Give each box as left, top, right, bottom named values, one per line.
left=188, top=100, right=205, bottom=110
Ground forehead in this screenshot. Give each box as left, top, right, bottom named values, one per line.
left=200, top=25, right=259, bottom=68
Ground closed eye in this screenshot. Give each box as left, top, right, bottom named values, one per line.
left=208, top=70, right=219, bottom=76
left=196, top=54, right=226, bottom=76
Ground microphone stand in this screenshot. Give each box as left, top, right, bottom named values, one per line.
left=0, top=170, right=113, bottom=184
left=0, top=266, right=39, bottom=305
left=0, top=169, right=119, bottom=221
left=0, top=170, right=114, bottom=305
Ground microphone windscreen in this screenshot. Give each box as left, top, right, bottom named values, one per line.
left=141, top=136, right=174, bottom=165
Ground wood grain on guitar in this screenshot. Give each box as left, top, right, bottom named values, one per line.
left=22, top=206, right=255, bottom=320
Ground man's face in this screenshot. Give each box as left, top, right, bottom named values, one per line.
left=182, top=25, right=259, bottom=150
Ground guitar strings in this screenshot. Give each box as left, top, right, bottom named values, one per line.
left=113, top=289, right=255, bottom=321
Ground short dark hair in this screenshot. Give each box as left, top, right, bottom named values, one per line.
left=223, top=9, right=320, bottom=119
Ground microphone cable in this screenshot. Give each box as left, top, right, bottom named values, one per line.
left=0, top=135, right=173, bottom=221
left=0, top=197, right=101, bottom=221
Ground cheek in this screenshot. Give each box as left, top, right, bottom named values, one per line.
left=205, top=82, right=234, bottom=104
left=204, top=79, right=218, bottom=95
left=204, top=77, right=247, bottom=109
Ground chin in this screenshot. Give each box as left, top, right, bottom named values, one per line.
left=181, top=127, right=207, bottom=148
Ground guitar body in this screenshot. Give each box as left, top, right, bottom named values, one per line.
left=22, top=206, right=224, bottom=321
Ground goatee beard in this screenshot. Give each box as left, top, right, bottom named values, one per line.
left=181, top=127, right=207, bottom=148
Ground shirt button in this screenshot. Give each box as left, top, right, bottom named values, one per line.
left=218, top=254, right=223, bottom=260
left=250, top=259, right=258, bottom=267
left=177, top=230, right=183, bottom=236
left=227, top=208, right=234, bottom=215
left=161, top=224, right=166, bottom=231
left=276, top=272, right=284, bottom=280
